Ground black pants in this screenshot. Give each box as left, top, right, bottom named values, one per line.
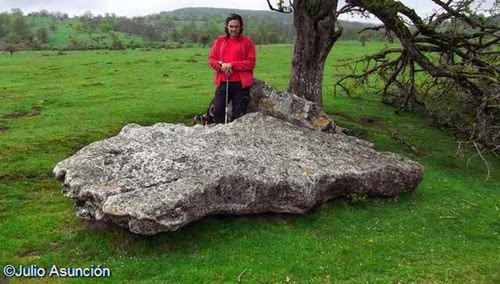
left=213, top=81, right=250, bottom=123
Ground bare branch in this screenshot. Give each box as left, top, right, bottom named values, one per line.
left=358, top=25, right=385, bottom=34
left=431, top=0, right=499, bottom=30
left=266, top=0, right=293, bottom=13
left=473, top=141, right=491, bottom=182
left=340, top=0, right=500, bottom=150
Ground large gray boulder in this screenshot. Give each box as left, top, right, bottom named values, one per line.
left=54, top=113, right=423, bottom=235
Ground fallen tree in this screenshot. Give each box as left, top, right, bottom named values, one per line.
left=335, top=0, right=499, bottom=151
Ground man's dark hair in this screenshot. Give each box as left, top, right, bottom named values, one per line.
left=224, top=14, right=244, bottom=36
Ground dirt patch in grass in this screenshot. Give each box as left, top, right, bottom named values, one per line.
left=81, top=82, right=105, bottom=88
left=0, top=124, right=9, bottom=132
left=2, top=106, right=43, bottom=119
left=177, top=83, right=198, bottom=89
left=361, top=116, right=381, bottom=126
left=18, top=249, right=42, bottom=258
left=341, top=127, right=367, bottom=139
left=331, top=112, right=356, bottom=122
left=2, top=111, right=31, bottom=119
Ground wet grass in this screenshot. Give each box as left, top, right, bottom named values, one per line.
left=0, top=41, right=498, bottom=283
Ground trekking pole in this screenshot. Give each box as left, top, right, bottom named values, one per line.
left=225, top=74, right=229, bottom=124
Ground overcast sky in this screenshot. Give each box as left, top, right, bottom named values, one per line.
left=0, top=0, right=495, bottom=23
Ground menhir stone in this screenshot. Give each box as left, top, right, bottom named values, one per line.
left=201, top=79, right=336, bottom=132
left=53, top=113, right=423, bottom=235
left=249, top=79, right=336, bottom=132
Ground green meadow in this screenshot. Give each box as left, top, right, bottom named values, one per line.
left=0, top=41, right=499, bottom=283
left=28, top=16, right=144, bottom=49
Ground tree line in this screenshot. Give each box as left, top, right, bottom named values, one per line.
left=0, top=7, right=386, bottom=53
left=0, top=9, right=50, bottom=54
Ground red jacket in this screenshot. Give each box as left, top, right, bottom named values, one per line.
left=208, top=34, right=256, bottom=89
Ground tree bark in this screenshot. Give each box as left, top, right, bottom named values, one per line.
left=287, top=0, right=343, bottom=108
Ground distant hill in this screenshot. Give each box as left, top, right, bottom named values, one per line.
left=163, top=7, right=383, bottom=41
left=164, top=7, right=293, bottom=23
left=166, top=7, right=379, bottom=28
left=0, top=7, right=384, bottom=51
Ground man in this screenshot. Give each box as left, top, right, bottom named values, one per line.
left=208, top=14, right=256, bottom=123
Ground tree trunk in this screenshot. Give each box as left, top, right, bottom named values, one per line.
left=288, top=0, right=343, bottom=108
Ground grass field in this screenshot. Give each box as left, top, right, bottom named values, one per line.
left=28, top=16, right=144, bottom=49
left=0, top=41, right=499, bottom=283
